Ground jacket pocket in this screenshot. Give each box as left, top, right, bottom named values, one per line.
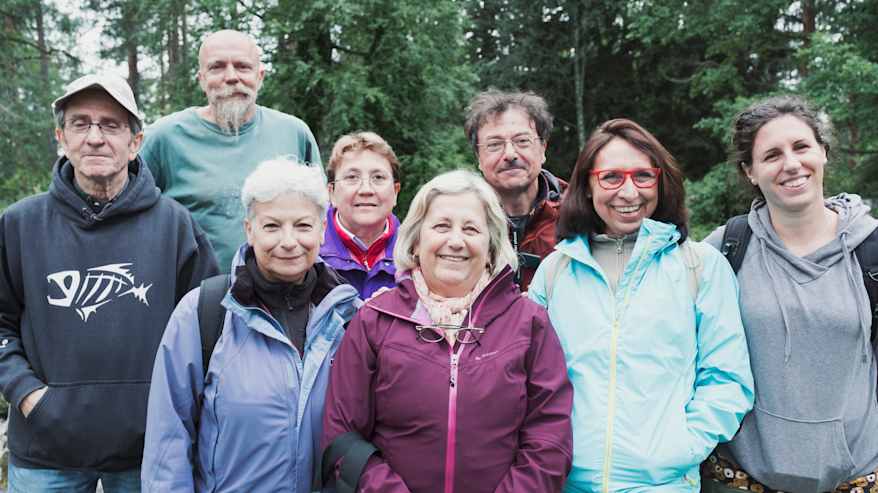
left=26, top=381, right=148, bottom=469
left=731, top=406, right=855, bottom=492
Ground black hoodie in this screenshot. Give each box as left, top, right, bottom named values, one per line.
left=0, top=156, right=219, bottom=471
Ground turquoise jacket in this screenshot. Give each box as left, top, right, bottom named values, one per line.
left=529, top=219, right=754, bottom=493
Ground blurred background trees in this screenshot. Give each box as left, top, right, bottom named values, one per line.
left=1, top=0, right=877, bottom=228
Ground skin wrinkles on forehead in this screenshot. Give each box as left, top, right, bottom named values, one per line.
left=198, top=30, right=262, bottom=68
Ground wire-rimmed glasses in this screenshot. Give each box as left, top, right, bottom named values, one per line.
left=64, top=118, right=129, bottom=137
left=415, top=323, right=485, bottom=344
left=476, top=135, right=540, bottom=154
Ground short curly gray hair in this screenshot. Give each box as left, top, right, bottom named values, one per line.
left=394, top=169, right=518, bottom=277
left=241, top=158, right=329, bottom=218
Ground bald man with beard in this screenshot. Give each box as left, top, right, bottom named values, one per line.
left=141, top=30, right=322, bottom=271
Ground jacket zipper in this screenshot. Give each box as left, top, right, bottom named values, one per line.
left=602, top=245, right=650, bottom=493
left=445, top=345, right=463, bottom=493
left=366, top=273, right=509, bottom=493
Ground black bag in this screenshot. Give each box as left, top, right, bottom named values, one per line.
left=312, top=431, right=378, bottom=493
left=196, top=274, right=230, bottom=376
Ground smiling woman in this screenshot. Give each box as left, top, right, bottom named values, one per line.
left=529, top=118, right=754, bottom=492
left=701, top=96, right=878, bottom=493
left=142, top=159, right=362, bottom=493
left=321, top=169, right=573, bottom=493
left=321, top=132, right=402, bottom=299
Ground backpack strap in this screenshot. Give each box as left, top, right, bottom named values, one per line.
left=314, top=431, right=378, bottom=493
left=197, top=274, right=230, bottom=378
left=720, top=214, right=752, bottom=274
left=544, top=252, right=571, bottom=303
left=681, top=240, right=705, bottom=301
left=853, top=227, right=878, bottom=341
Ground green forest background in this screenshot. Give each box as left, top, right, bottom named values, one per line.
left=1, top=0, right=878, bottom=483
left=3, top=1, right=878, bottom=239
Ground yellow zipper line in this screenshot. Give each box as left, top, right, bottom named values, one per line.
left=601, top=245, right=650, bottom=493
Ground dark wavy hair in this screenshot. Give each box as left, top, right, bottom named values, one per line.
left=557, top=118, right=688, bottom=243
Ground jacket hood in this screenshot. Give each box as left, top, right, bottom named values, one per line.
left=369, top=266, right=520, bottom=329
left=49, top=155, right=160, bottom=229
left=749, top=193, right=877, bottom=282
left=540, top=168, right=567, bottom=203
left=748, top=193, right=878, bottom=363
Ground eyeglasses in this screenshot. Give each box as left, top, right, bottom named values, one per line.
left=589, top=168, right=662, bottom=190
left=477, top=136, right=540, bottom=154
left=333, top=174, right=394, bottom=189
left=415, top=324, right=485, bottom=344
left=65, top=119, right=129, bottom=137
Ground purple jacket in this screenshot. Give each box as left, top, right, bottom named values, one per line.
left=319, top=208, right=399, bottom=299
left=322, top=267, right=573, bottom=493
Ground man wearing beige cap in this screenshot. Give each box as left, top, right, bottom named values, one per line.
left=0, top=73, right=218, bottom=492
left=141, top=29, right=322, bottom=272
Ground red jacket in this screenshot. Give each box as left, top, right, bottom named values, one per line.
left=516, top=170, right=567, bottom=292
left=322, top=267, right=573, bottom=493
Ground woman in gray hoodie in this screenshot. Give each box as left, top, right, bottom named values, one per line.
left=701, top=95, right=878, bottom=493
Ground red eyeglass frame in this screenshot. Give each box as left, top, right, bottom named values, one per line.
left=588, top=167, right=662, bottom=190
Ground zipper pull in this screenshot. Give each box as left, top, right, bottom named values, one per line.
left=616, top=238, right=623, bottom=255
left=449, top=353, right=460, bottom=387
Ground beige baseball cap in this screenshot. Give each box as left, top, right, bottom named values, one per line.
left=52, top=73, right=143, bottom=126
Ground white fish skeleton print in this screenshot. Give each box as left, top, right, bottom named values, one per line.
left=46, top=263, right=152, bottom=322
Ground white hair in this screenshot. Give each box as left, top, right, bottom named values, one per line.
left=394, top=169, right=518, bottom=276
left=241, top=158, right=329, bottom=218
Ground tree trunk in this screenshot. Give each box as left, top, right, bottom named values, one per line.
left=573, top=3, right=587, bottom=149
left=800, top=0, right=815, bottom=76
left=122, top=3, right=141, bottom=105
left=35, top=2, right=55, bottom=158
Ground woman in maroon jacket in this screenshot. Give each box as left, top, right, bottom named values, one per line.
left=322, top=169, right=573, bottom=493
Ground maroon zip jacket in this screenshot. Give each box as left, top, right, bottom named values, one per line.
left=322, top=267, right=573, bottom=493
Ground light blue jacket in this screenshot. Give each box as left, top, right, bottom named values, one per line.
left=529, top=219, right=754, bottom=493
left=141, top=250, right=360, bottom=492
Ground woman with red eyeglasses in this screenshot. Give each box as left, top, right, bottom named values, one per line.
left=528, top=118, right=754, bottom=492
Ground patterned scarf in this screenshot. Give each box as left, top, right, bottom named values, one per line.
left=411, top=267, right=492, bottom=344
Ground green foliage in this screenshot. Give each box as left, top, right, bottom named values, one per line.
left=0, top=2, right=76, bottom=208
left=686, top=164, right=752, bottom=240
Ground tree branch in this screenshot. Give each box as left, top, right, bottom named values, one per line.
left=0, top=33, right=79, bottom=62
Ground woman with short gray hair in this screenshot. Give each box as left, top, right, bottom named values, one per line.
left=321, top=169, right=573, bottom=492
left=142, top=159, right=361, bottom=492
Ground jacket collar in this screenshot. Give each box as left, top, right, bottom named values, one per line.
left=223, top=244, right=361, bottom=347
left=557, top=218, right=680, bottom=269
left=320, top=207, right=399, bottom=268
left=366, top=266, right=520, bottom=329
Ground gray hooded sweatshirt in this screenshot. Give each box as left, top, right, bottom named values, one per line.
left=705, top=194, right=878, bottom=493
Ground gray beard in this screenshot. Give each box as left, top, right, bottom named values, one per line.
left=213, top=97, right=255, bottom=135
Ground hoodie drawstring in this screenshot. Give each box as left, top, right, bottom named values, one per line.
left=758, top=238, right=796, bottom=363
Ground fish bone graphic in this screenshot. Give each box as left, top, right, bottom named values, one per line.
left=46, top=263, right=152, bottom=322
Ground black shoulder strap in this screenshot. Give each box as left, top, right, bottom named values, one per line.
left=721, top=214, right=752, bottom=274
left=854, top=227, right=878, bottom=341
left=197, top=274, right=230, bottom=377
left=314, top=431, right=378, bottom=493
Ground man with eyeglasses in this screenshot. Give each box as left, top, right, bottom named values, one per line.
left=464, top=89, right=567, bottom=291
left=0, top=73, right=218, bottom=492
left=140, top=29, right=321, bottom=272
